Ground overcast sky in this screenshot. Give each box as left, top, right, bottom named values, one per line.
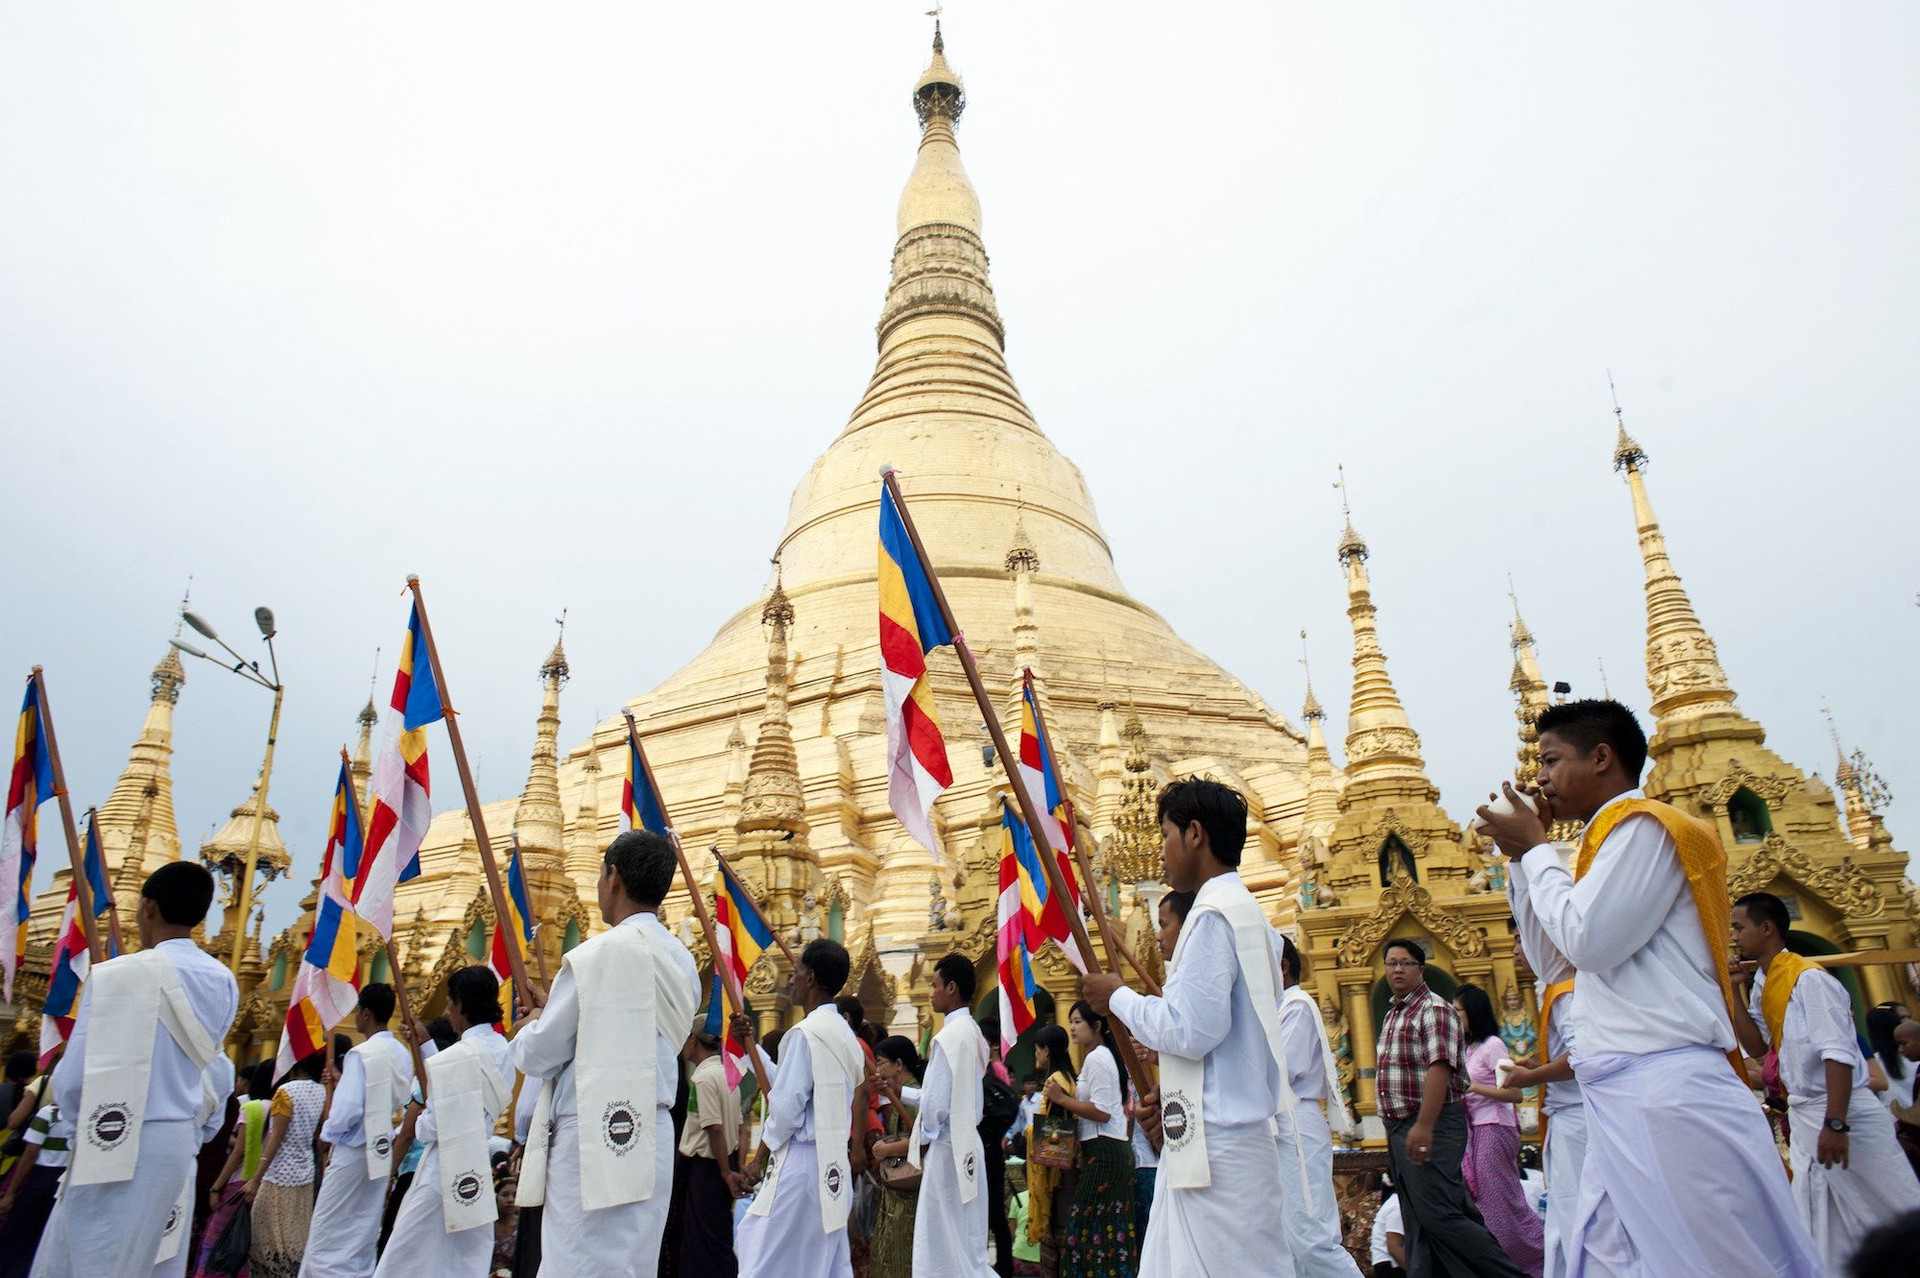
left=4, top=3, right=1914, bottom=944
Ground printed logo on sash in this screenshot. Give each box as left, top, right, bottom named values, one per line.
left=453, top=1171, right=485, bottom=1205
left=373, top=1134, right=392, bottom=1159
left=824, top=1162, right=845, bottom=1199
left=1161, top=1089, right=1196, bottom=1153
left=963, top=1150, right=977, bottom=1183
left=163, top=1202, right=182, bottom=1237
left=602, top=1102, right=640, bottom=1155
left=86, top=1102, right=133, bottom=1152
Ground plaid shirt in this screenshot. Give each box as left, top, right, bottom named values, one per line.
left=1374, top=983, right=1466, bottom=1120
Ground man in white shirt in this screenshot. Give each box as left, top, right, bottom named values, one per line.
left=911, top=952, right=994, bottom=1278
left=1728, top=890, right=1920, bottom=1271
left=735, top=939, right=869, bottom=1278
left=1477, top=699, right=1820, bottom=1278
left=32, top=862, right=237, bottom=1278
left=301, top=984, right=414, bottom=1278
left=675, top=1018, right=744, bottom=1274
left=512, top=828, right=701, bottom=1277
left=1368, top=1191, right=1406, bottom=1278
left=1084, top=778, right=1297, bottom=1278
left=372, top=966, right=515, bottom=1278
left=1273, top=935, right=1361, bottom=1278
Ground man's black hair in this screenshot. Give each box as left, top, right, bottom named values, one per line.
left=5, top=1050, right=34, bottom=1082
left=603, top=830, right=676, bottom=906
left=358, top=983, right=396, bottom=1024
left=933, top=952, right=977, bottom=1002
left=1160, top=889, right=1197, bottom=923
left=1847, top=1205, right=1920, bottom=1278
left=332, top=1033, right=353, bottom=1068
left=800, top=939, right=851, bottom=998
left=142, top=861, right=216, bottom=927
left=1536, top=699, right=1648, bottom=782
left=1734, top=891, right=1792, bottom=939
left=1384, top=937, right=1426, bottom=965
left=1279, top=934, right=1302, bottom=985
left=1155, top=778, right=1249, bottom=865
left=448, top=965, right=503, bottom=1026
left=835, top=995, right=866, bottom=1031
left=426, top=1016, right=459, bottom=1051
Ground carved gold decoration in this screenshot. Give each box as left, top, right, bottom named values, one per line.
left=1698, top=761, right=1795, bottom=811
left=1333, top=867, right=1491, bottom=969
left=1726, top=833, right=1884, bottom=920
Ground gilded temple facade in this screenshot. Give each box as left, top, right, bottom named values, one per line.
left=7, top=37, right=1915, bottom=1115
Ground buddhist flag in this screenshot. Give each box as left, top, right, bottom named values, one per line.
left=878, top=482, right=955, bottom=858
left=3, top=678, right=56, bottom=1001
left=714, top=858, right=774, bottom=990
left=38, top=812, right=113, bottom=1066
left=995, top=800, right=1040, bottom=1054
left=623, top=732, right=669, bottom=835
left=1016, top=678, right=1087, bottom=973
left=276, top=761, right=366, bottom=1078
left=490, top=840, right=534, bottom=1031
left=355, top=605, right=438, bottom=938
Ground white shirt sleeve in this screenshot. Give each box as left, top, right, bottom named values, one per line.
left=1796, top=972, right=1863, bottom=1068
left=1507, top=853, right=1575, bottom=987
left=1109, top=911, right=1235, bottom=1061
left=761, top=1027, right=813, bottom=1150
left=321, top=1047, right=368, bottom=1146
left=1277, top=997, right=1321, bottom=1096
left=1520, top=814, right=1685, bottom=972
left=199, top=1056, right=235, bottom=1144
left=919, top=1038, right=954, bottom=1145
left=510, top=963, right=579, bottom=1081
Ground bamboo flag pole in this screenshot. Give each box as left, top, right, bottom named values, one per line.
left=29, top=669, right=103, bottom=966
left=403, top=577, right=537, bottom=1003
left=1024, top=668, right=1162, bottom=998
left=83, top=807, right=126, bottom=957
left=879, top=469, right=1154, bottom=1098
left=623, top=712, right=773, bottom=1100
left=340, top=748, right=429, bottom=1096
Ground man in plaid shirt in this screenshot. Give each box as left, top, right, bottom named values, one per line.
left=1375, top=938, right=1528, bottom=1277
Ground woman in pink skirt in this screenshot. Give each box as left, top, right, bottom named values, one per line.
left=1455, top=984, right=1544, bottom=1277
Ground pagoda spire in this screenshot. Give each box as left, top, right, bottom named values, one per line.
left=1611, top=405, right=1739, bottom=725
left=1508, top=585, right=1552, bottom=784
left=351, top=694, right=378, bottom=813
left=1298, top=633, right=1341, bottom=845
left=564, top=736, right=604, bottom=899
left=95, top=646, right=188, bottom=923
left=737, top=571, right=809, bottom=840
left=514, top=623, right=570, bottom=868
left=1335, top=492, right=1429, bottom=795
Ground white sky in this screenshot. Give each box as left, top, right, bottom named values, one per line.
left=3, top=3, right=1915, bottom=944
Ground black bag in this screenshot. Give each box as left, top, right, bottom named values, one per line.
left=205, top=1197, right=252, bottom=1274
left=977, top=1070, right=1020, bottom=1147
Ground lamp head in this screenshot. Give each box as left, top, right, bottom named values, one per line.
left=169, top=637, right=208, bottom=660
left=182, top=611, right=219, bottom=641
left=254, top=607, right=276, bottom=638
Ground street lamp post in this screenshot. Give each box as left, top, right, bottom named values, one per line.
left=172, top=605, right=282, bottom=973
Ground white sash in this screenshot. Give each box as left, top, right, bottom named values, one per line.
left=1281, top=985, right=1354, bottom=1138
left=1159, top=875, right=1296, bottom=1191
left=907, top=1010, right=987, bottom=1204
left=353, top=1034, right=410, bottom=1181
left=153, top=1174, right=193, bottom=1265
left=71, top=948, right=221, bottom=1187
left=515, top=1078, right=557, bottom=1207
left=748, top=1006, right=862, bottom=1233
left=426, top=1038, right=511, bottom=1233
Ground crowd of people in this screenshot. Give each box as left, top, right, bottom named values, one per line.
left=5, top=699, right=1920, bottom=1276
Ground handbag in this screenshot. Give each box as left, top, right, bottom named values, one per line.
left=873, top=1152, right=922, bottom=1194
left=205, top=1195, right=253, bottom=1275
left=1028, top=1107, right=1079, bottom=1170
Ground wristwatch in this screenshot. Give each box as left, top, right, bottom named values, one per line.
left=1823, top=1118, right=1850, bottom=1133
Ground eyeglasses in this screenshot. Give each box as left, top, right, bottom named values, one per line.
left=1383, top=960, right=1424, bottom=969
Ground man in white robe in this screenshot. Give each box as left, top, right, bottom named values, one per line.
left=301, top=983, right=413, bottom=1278
left=1085, top=778, right=1297, bottom=1278
left=372, top=966, right=514, bottom=1278
left=32, top=863, right=237, bottom=1278
left=735, top=938, right=868, bottom=1278
left=1729, top=890, right=1920, bottom=1272
left=1477, top=698, right=1820, bottom=1278
left=511, top=829, right=701, bottom=1277
left=1506, top=851, right=1586, bottom=1278
left=910, top=952, right=995, bottom=1278
left=1273, top=934, right=1362, bottom=1278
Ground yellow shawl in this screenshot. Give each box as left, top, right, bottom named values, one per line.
left=1536, top=978, right=1576, bottom=1064
left=1758, top=947, right=1820, bottom=1064
left=1025, top=1069, right=1075, bottom=1246
left=1575, top=796, right=1744, bottom=1078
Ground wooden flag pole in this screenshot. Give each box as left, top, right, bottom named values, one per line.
left=1811, top=947, right=1920, bottom=969
left=83, top=807, right=126, bottom=958
left=624, top=713, right=773, bottom=1099
left=879, top=469, right=1153, bottom=1098
left=403, top=578, right=538, bottom=1003
left=29, top=669, right=103, bottom=966
left=1024, top=669, right=1162, bottom=998
left=1067, top=812, right=1161, bottom=992
left=338, top=748, right=429, bottom=1093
